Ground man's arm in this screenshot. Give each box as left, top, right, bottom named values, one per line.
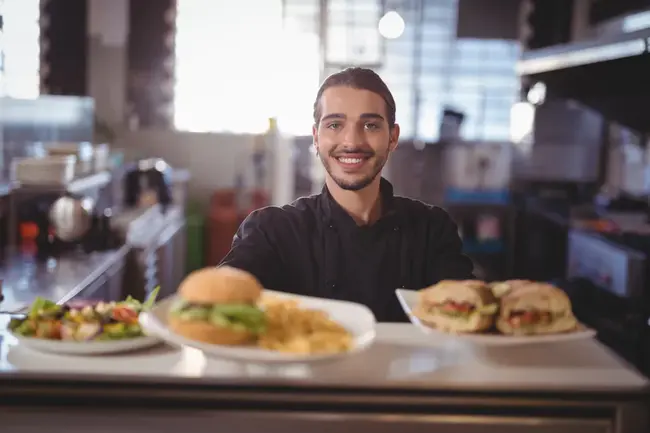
left=219, top=209, right=284, bottom=290
left=426, top=207, right=475, bottom=281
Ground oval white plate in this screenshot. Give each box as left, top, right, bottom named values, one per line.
left=139, top=290, right=377, bottom=363
left=396, top=288, right=597, bottom=346
left=6, top=331, right=162, bottom=355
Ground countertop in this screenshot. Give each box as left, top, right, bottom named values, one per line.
left=0, top=323, right=647, bottom=393
left=0, top=246, right=131, bottom=313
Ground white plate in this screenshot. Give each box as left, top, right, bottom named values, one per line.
left=396, top=288, right=597, bottom=346
left=7, top=331, right=162, bottom=355
left=139, top=291, right=377, bottom=363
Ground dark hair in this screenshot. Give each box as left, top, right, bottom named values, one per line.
left=313, top=67, right=396, bottom=128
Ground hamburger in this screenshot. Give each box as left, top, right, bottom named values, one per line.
left=168, top=266, right=267, bottom=345
left=496, top=282, right=577, bottom=336
left=413, top=280, right=498, bottom=333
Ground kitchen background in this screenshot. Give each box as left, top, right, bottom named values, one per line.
left=2, top=0, right=650, bottom=377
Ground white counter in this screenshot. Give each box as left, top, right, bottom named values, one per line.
left=0, top=321, right=647, bottom=392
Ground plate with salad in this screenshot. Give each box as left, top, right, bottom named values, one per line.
left=6, top=288, right=162, bottom=355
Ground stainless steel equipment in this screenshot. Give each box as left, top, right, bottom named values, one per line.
left=443, top=141, right=512, bottom=191
left=566, top=229, right=646, bottom=298
left=49, top=194, right=94, bottom=242
left=124, top=158, right=173, bottom=213
left=0, top=96, right=94, bottom=180
left=11, top=155, right=77, bottom=186
left=114, top=204, right=186, bottom=301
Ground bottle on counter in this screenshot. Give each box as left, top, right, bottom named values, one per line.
left=207, top=189, right=240, bottom=266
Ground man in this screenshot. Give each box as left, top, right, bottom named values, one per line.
left=220, top=67, right=474, bottom=322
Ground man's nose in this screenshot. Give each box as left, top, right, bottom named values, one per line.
left=341, top=124, right=364, bottom=145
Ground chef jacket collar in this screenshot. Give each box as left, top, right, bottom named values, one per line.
left=319, top=177, right=401, bottom=230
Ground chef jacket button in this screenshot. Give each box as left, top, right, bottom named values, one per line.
left=328, top=224, right=334, bottom=229
left=393, top=226, right=400, bottom=231
left=329, top=282, right=337, bottom=289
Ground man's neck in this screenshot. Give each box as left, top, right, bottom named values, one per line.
left=326, top=177, right=383, bottom=226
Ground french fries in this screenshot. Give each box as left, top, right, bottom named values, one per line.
left=257, top=296, right=353, bottom=355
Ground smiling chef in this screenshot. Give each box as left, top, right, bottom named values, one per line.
left=220, top=67, right=475, bottom=322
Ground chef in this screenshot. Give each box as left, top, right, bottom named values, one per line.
left=220, top=67, right=474, bottom=322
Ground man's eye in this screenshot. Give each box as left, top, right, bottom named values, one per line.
left=327, top=123, right=341, bottom=130
left=365, top=123, right=380, bottom=131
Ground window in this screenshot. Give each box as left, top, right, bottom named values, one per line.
left=447, top=38, right=520, bottom=141
left=322, top=1, right=520, bottom=142
left=173, top=0, right=521, bottom=140
left=0, top=0, right=41, bottom=99
left=173, top=0, right=320, bottom=135
left=325, top=0, right=383, bottom=66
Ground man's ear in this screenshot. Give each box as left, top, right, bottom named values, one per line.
left=389, top=123, right=400, bottom=152
left=312, top=124, right=319, bottom=149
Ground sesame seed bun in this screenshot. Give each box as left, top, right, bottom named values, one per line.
left=177, top=266, right=263, bottom=305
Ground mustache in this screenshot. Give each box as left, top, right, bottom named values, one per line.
left=329, top=147, right=375, bottom=157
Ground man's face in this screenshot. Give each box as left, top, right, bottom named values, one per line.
left=313, top=86, right=400, bottom=191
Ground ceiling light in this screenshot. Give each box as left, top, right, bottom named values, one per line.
left=378, top=11, right=405, bottom=39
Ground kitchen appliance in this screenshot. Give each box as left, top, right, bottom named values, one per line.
left=443, top=141, right=512, bottom=204
left=48, top=193, right=94, bottom=242
left=10, top=171, right=118, bottom=261
left=566, top=229, right=645, bottom=298
left=124, top=158, right=172, bottom=213
left=14, top=194, right=115, bottom=260
left=558, top=228, right=650, bottom=376
left=45, top=142, right=95, bottom=175
left=11, top=155, right=77, bottom=186
left=439, top=107, right=465, bottom=142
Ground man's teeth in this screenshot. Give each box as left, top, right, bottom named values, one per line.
left=338, top=157, right=363, bottom=164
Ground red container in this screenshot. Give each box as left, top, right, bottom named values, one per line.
left=206, top=189, right=240, bottom=266
left=206, top=188, right=271, bottom=266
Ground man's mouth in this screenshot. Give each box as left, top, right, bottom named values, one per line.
left=334, top=154, right=372, bottom=170
left=338, top=156, right=364, bottom=164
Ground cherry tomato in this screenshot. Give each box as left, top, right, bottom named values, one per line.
left=112, top=307, right=139, bottom=324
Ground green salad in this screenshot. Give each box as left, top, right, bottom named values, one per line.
left=9, top=287, right=160, bottom=342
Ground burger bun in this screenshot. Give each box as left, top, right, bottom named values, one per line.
left=178, top=266, right=263, bottom=305
left=168, top=316, right=255, bottom=345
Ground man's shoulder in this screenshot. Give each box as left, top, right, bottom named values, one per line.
left=393, top=195, right=450, bottom=222
left=244, top=194, right=321, bottom=230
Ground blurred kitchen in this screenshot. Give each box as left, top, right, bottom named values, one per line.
left=1, top=0, right=650, bottom=376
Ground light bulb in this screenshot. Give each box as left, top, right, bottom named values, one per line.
left=378, top=11, right=405, bottom=39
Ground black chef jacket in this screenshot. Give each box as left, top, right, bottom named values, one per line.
left=220, top=178, right=474, bottom=322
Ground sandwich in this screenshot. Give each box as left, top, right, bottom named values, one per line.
left=489, top=279, right=533, bottom=298
left=168, top=266, right=267, bottom=345
left=413, top=280, right=498, bottom=333
left=496, top=282, right=577, bottom=336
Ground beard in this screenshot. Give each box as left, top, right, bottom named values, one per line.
left=317, top=145, right=388, bottom=191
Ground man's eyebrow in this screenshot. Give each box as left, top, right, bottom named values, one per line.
left=321, top=113, right=386, bottom=122
left=360, top=113, right=385, bottom=121
left=321, top=113, right=346, bottom=122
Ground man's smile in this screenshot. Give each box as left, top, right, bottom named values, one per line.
left=333, top=153, right=372, bottom=171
